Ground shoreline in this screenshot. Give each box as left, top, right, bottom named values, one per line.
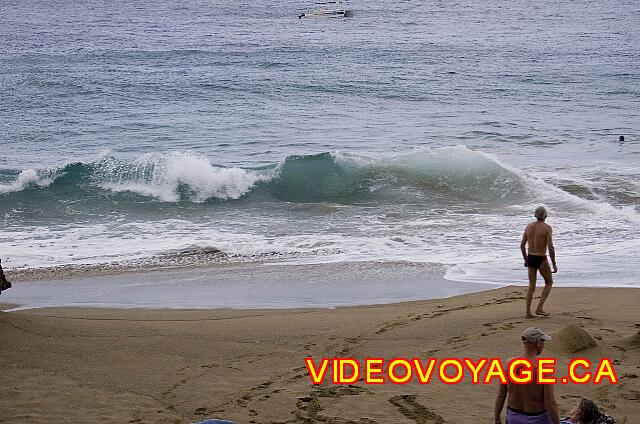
left=1, top=286, right=638, bottom=423
left=0, top=260, right=500, bottom=311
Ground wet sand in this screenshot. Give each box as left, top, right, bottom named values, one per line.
left=0, top=261, right=495, bottom=310
left=1, top=286, right=638, bottom=424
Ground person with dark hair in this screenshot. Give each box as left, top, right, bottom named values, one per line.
left=0, top=258, right=12, bottom=294
left=561, top=399, right=599, bottom=423
left=521, top=206, right=558, bottom=318
left=618, top=135, right=624, bottom=142
left=561, top=399, right=616, bottom=424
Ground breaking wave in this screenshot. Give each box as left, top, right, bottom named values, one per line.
left=0, top=146, right=538, bottom=209
left=0, top=169, right=55, bottom=193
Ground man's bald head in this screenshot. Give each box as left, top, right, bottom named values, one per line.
left=535, top=206, right=547, bottom=221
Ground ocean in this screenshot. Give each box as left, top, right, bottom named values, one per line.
left=1, top=0, right=639, bottom=308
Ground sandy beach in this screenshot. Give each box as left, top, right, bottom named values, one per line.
left=1, top=286, right=638, bottom=424
left=3, top=0, right=639, bottom=423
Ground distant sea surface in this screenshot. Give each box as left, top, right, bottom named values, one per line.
left=1, top=0, right=639, bottom=289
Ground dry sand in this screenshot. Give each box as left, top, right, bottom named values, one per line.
left=1, top=286, right=638, bottom=424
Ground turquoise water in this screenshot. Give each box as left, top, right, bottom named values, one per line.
left=1, top=0, right=639, bottom=288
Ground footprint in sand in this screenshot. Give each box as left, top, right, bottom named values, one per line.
left=194, top=407, right=210, bottom=416
left=376, top=320, right=408, bottom=334
left=200, top=363, right=220, bottom=368
left=446, top=335, right=468, bottom=345
left=389, top=394, right=446, bottom=424
left=559, top=394, right=582, bottom=400
left=287, top=374, right=305, bottom=382
left=293, top=386, right=374, bottom=423
left=621, top=390, right=640, bottom=401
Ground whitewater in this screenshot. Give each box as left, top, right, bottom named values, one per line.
left=1, top=0, right=639, bottom=308
left=1, top=145, right=639, bottom=289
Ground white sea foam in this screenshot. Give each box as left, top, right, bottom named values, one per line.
left=2, top=147, right=639, bottom=295
left=99, top=152, right=272, bottom=202
left=0, top=169, right=53, bottom=193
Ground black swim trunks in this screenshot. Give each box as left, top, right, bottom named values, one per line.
left=527, top=254, right=547, bottom=269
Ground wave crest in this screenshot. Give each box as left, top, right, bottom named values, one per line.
left=0, top=169, right=54, bottom=194
left=270, top=146, right=526, bottom=203
left=0, top=146, right=527, bottom=206
left=96, top=152, right=270, bottom=202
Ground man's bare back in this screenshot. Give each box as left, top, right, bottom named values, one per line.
left=523, top=221, right=553, bottom=257
left=494, top=328, right=560, bottom=424
left=520, top=206, right=558, bottom=318
left=506, top=361, right=551, bottom=413
left=495, top=359, right=560, bottom=424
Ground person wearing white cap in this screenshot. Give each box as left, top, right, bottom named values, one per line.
left=494, top=327, right=560, bottom=424
left=521, top=206, right=558, bottom=318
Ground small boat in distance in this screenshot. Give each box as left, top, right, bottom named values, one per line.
left=299, top=1, right=353, bottom=19
left=299, top=9, right=353, bottom=18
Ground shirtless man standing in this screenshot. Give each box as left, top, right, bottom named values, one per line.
left=494, top=327, right=560, bottom=424
left=521, top=206, right=557, bottom=318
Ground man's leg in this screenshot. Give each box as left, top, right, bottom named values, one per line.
left=536, top=261, right=554, bottom=315
left=526, top=267, right=537, bottom=318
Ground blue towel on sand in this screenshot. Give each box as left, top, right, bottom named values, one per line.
left=191, top=420, right=235, bottom=424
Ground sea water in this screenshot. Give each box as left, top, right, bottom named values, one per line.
left=1, top=0, right=639, bottom=303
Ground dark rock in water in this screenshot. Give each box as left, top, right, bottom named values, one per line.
left=0, top=259, right=12, bottom=293
left=173, top=247, right=222, bottom=257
